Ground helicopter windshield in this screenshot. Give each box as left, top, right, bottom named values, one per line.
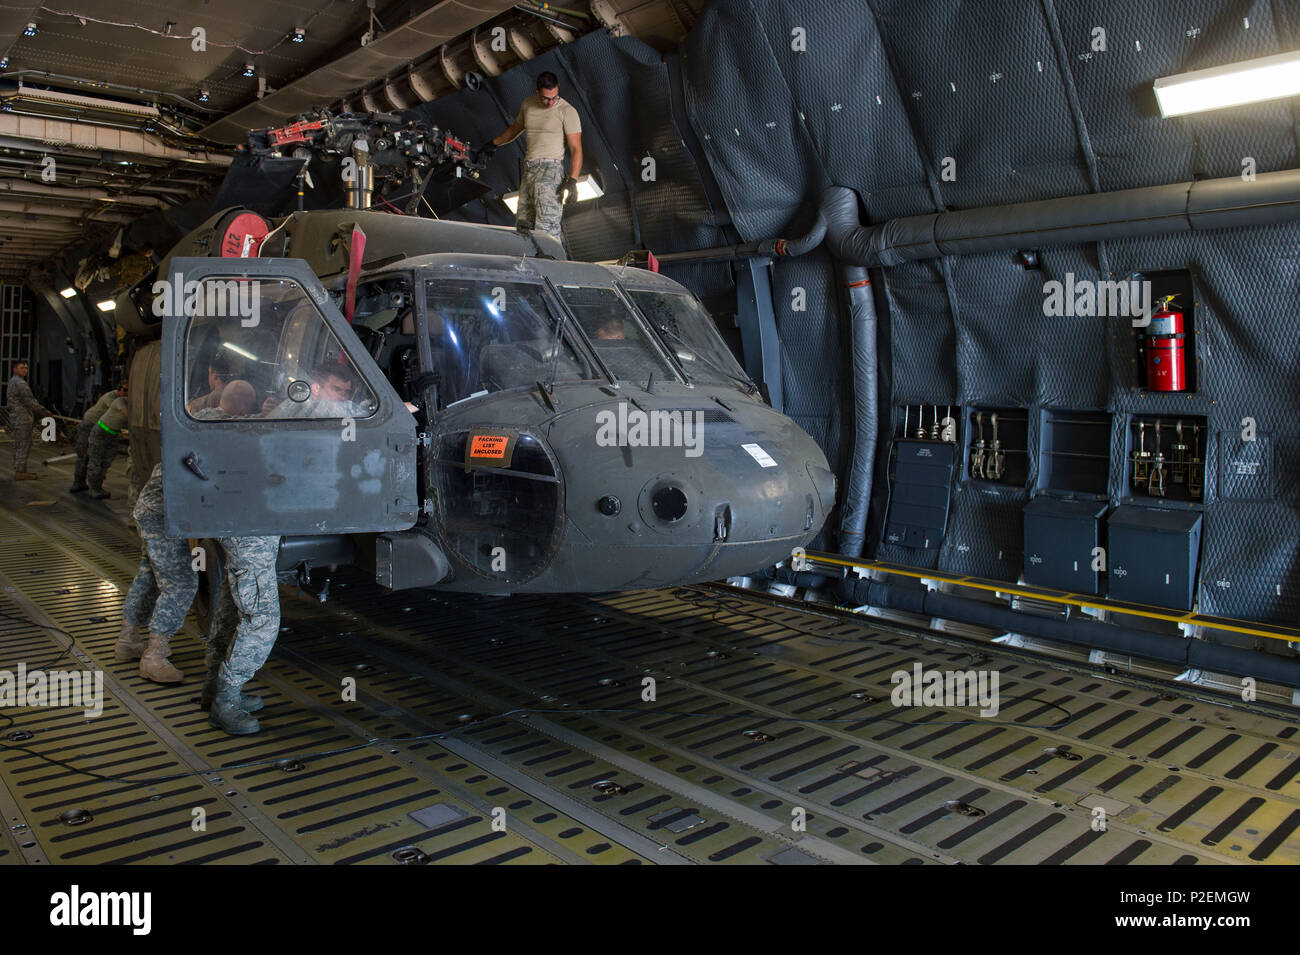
left=424, top=278, right=593, bottom=405
left=624, top=288, right=753, bottom=391
left=183, top=277, right=379, bottom=421
left=551, top=284, right=677, bottom=383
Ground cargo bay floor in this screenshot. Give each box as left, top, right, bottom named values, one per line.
left=1, top=450, right=1298, bottom=865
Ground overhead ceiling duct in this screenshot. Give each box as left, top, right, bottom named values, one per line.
left=660, top=168, right=1300, bottom=270
left=8, top=82, right=161, bottom=119
left=200, top=0, right=520, bottom=144
left=815, top=169, right=1300, bottom=268
left=342, top=16, right=553, bottom=113
left=0, top=115, right=232, bottom=165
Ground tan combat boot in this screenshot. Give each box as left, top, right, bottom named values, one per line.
left=114, top=620, right=148, bottom=662
left=139, top=632, right=184, bottom=683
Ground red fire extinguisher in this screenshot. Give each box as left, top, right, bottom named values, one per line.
left=1146, top=295, right=1186, bottom=392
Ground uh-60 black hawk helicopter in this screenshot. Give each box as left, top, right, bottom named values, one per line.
left=117, top=108, right=834, bottom=599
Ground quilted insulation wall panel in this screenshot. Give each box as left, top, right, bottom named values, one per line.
left=681, top=0, right=1300, bottom=625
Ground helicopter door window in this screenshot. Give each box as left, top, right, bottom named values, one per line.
left=552, top=285, right=676, bottom=384
left=624, top=288, right=753, bottom=391
left=182, top=277, right=378, bottom=421
left=424, top=278, right=592, bottom=405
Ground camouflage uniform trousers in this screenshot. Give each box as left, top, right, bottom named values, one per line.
left=72, top=420, right=94, bottom=486
left=124, top=455, right=136, bottom=508
left=208, top=535, right=282, bottom=687
left=122, top=471, right=197, bottom=636
left=84, top=426, right=119, bottom=492
left=10, top=410, right=32, bottom=472
left=516, top=159, right=566, bottom=240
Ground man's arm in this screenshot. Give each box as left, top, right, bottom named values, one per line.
left=13, top=379, right=45, bottom=416
left=493, top=116, right=525, bottom=147
left=566, top=131, right=583, bottom=180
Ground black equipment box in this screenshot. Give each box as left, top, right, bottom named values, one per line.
left=884, top=439, right=955, bottom=550
left=1023, top=497, right=1108, bottom=594
left=1107, top=506, right=1203, bottom=610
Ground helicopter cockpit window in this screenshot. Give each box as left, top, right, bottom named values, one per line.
left=624, top=289, right=752, bottom=391
left=183, top=277, right=377, bottom=421
left=552, top=285, right=677, bottom=383
left=424, top=278, right=591, bottom=406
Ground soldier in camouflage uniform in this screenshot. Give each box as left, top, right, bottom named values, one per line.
left=71, top=382, right=125, bottom=493
left=85, top=393, right=128, bottom=498
left=191, top=393, right=281, bottom=734
left=204, top=535, right=282, bottom=734
left=118, top=463, right=193, bottom=683
left=7, top=361, right=49, bottom=479
left=516, top=160, right=567, bottom=239
left=480, top=71, right=583, bottom=241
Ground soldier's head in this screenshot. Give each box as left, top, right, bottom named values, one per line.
left=207, top=353, right=232, bottom=392
left=218, top=379, right=256, bottom=417
left=536, top=72, right=560, bottom=108
left=117, top=379, right=129, bottom=396
left=315, top=363, right=356, bottom=403
left=13, top=361, right=27, bottom=378
left=594, top=317, right=625, bottom=340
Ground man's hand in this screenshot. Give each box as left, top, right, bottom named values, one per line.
left=557, top=176, right=577, bottom=203
left=475, top=142, right=498, bottom=164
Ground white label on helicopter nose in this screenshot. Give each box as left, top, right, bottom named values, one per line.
left=742, top=443, right=777, bottom=468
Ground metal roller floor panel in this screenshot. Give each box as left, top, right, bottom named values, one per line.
left=1, top=457, right=1299, bottom=865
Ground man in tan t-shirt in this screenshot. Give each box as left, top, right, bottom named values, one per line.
left=479, top=71, right=583, bottom=240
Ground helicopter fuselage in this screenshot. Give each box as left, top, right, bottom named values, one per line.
left=141, top=210, right=833, bottom=595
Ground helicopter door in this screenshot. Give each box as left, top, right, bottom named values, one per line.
left=159, top=257, right=419, bottom=537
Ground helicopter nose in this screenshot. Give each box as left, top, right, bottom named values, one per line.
left=548, top=399, right=833, bottom=588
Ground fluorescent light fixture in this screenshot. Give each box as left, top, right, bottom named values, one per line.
left=96, top=299, right=115, bottom=312
left=221, top=342, right=257, bottom=360
left=500, top=174, right=603, bottom=214
left=1154, top=49, right=1300, bottom=117
left=59, top=287, right=76, bottom=298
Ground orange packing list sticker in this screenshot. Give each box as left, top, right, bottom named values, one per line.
left=470, top=434, right=509, bottom=459
left=464, top=429, right=519, bottom=469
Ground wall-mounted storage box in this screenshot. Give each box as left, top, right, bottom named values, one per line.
left=1038, top=408, right=1111, bottom=496
left=1107, top=506, right=1202, bottom=611
left=884, top=439, right=956, bottom=550
left=1023, top=497, right=1108, bottom=595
